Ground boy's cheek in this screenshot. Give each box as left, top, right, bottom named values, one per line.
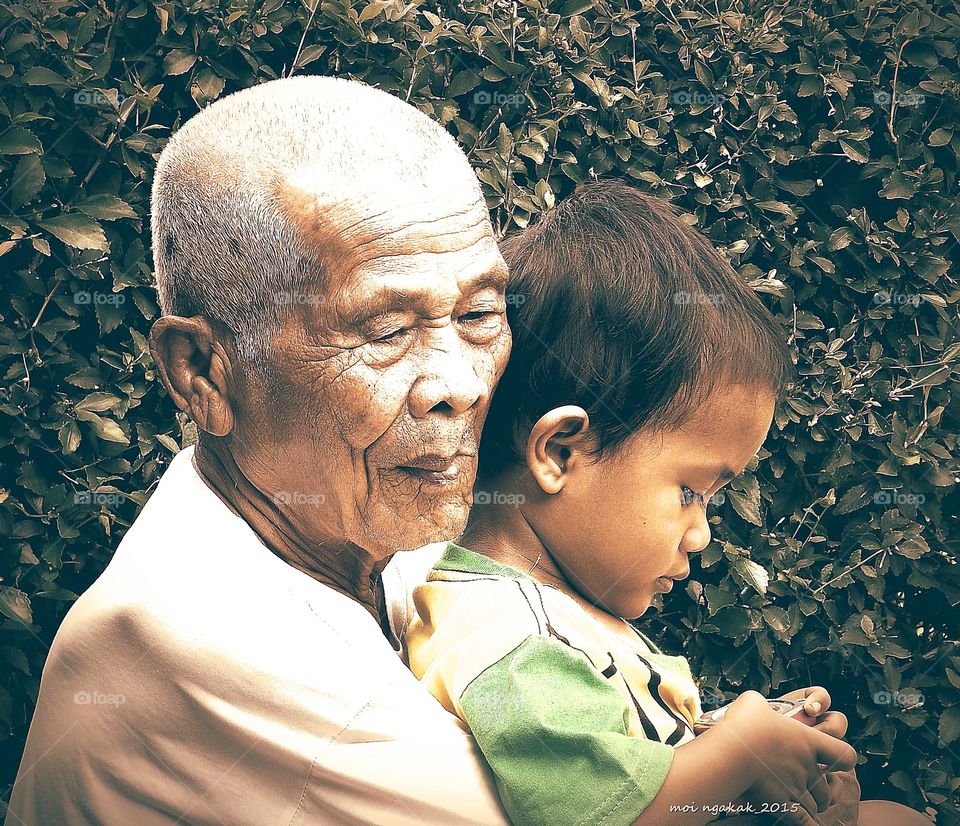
left=602, top=578, right=654, bottom=621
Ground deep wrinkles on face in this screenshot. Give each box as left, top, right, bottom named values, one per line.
left=272, top=176, right=493, bottom=310
left=269, top=178, right=509, bottom=550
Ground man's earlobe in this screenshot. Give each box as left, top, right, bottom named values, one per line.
left=149, top=316, right=236, bottom=437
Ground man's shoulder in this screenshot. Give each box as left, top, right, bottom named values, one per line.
left=57, top=445, right=390, bottom=678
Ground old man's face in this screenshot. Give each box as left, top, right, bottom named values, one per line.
left=240, top=183, right=511, bottom=559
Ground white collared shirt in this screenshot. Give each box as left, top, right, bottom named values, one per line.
left=6, top=445, right=508, bottom=826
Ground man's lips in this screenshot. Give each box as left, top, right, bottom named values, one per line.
left=399, top=453, right=474, bottom=471
left=394, top=452, right=476, bottom=484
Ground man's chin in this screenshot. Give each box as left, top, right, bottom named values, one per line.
left=362, top=498, right=471, bottom=556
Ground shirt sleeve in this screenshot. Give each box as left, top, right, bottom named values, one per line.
left=462, top=634, right=675, bottom=826
left=407, top=579, right=675, bottom=826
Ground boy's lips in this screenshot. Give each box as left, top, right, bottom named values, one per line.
left=656, top=568, right=690, bottom=593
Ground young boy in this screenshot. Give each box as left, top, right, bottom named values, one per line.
left=402, top=181, right=932, bottom=826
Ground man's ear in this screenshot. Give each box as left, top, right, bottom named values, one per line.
left=525, top=406, right=591, bottom=495
left=149, top=315, right=236, bottom=437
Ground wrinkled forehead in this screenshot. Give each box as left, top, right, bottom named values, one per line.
left=271, top=170, right=504, bottom=320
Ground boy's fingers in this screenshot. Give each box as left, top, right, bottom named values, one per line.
left=808, top=772, right=832, bottom=813
left=802, top=687, right=831, bottom=715
left=776, top=795, right=822, bottom=826
left=812, top=711, right=848, bottom=739
left=815, top=732, right=858, bottom=772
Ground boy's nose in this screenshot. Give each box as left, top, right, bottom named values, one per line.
left=680, top=517, right=711, bottom=554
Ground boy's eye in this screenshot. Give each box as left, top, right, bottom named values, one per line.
left=680, top=486, right=706, bottom=508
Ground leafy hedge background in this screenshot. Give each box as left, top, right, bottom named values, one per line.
left=1, top=0, right=958, bottom=820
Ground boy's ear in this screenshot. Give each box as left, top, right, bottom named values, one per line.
left=525, top=406, right=592, bottom=494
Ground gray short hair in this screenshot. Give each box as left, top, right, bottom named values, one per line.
left=151, top=75, right=484, bottom=375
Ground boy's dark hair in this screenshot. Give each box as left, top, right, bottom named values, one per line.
left=479, top=178, right=795, bottom=478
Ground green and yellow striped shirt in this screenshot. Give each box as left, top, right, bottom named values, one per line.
left=406, top=542, right=704, bottom=826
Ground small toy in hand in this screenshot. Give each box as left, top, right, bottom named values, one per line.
left=694, top=698, right=822, bottom=735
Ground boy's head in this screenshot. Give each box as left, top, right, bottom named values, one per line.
left=478, top=179, right=794, bottom=619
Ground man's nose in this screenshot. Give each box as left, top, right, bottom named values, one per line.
left=407, top=329, right=487, bottom=418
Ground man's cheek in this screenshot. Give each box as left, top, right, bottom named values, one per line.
left=340, top=367, right=413, bottom=449
left=471, top=347, right=508, bottom=428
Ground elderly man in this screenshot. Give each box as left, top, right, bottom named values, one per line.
left=6, top=76, right=512, bottom=825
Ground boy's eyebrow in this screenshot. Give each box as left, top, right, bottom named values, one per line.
left=698, top=465, right=736, bottom=482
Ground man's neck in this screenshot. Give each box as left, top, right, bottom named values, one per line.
left=192, top=438, right=385, bottom=623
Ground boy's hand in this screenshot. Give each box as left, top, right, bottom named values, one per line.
left=775, top=686, right=848, bottom=738
left=721, top=692, right=858, bottom=825
left=818, top=768, right=861, bottom=826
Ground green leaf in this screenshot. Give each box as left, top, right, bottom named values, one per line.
left=560, top=0, right=593, bottom=15
left=58, top=420, right=81, bottom=454
left=710, top=606, right=753, bottom=638
left=38, top=214, right=108, bottom=250
left=839, top=139, right=870, bottom=163
left=75, top=409, right=130, bottom=444
left=163, top=49, right=197, bottom=76
left=448, top=69, right=482, bottom=98
left=879, top=171, right=917, bottom=200
left=74, top=194, right=138, bottom=221
left=23, top=66, right=70, bottom=87
left=939, top=707, right=960, bottom=746
left=358, top=1, right=387, bottom=23
left=727, top=474, right=762, bottom=525
left=9, top=155, right=46, bottom=207
left=191, top=68, right=225, bottom=103
left=74, top=392, right=122, bottom=414
left=0, top=126, right=43, bottom=155
left=827, top=227, right=854, bottom=251
left=704, top=584, right=739, bottom=616
left=756, top=200, right=796, bottom=218
left=929, top=128, right=953, bottom=147
left=0, top=586, right=33, bottom=625
left=732, top=557, right=770, bottom=595
left=836, top=483, right=873, bottom=514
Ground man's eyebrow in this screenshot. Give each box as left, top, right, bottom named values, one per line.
left=342, top=267, right=510, bottom=326
left=467, top=268, right=510, bottom=293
